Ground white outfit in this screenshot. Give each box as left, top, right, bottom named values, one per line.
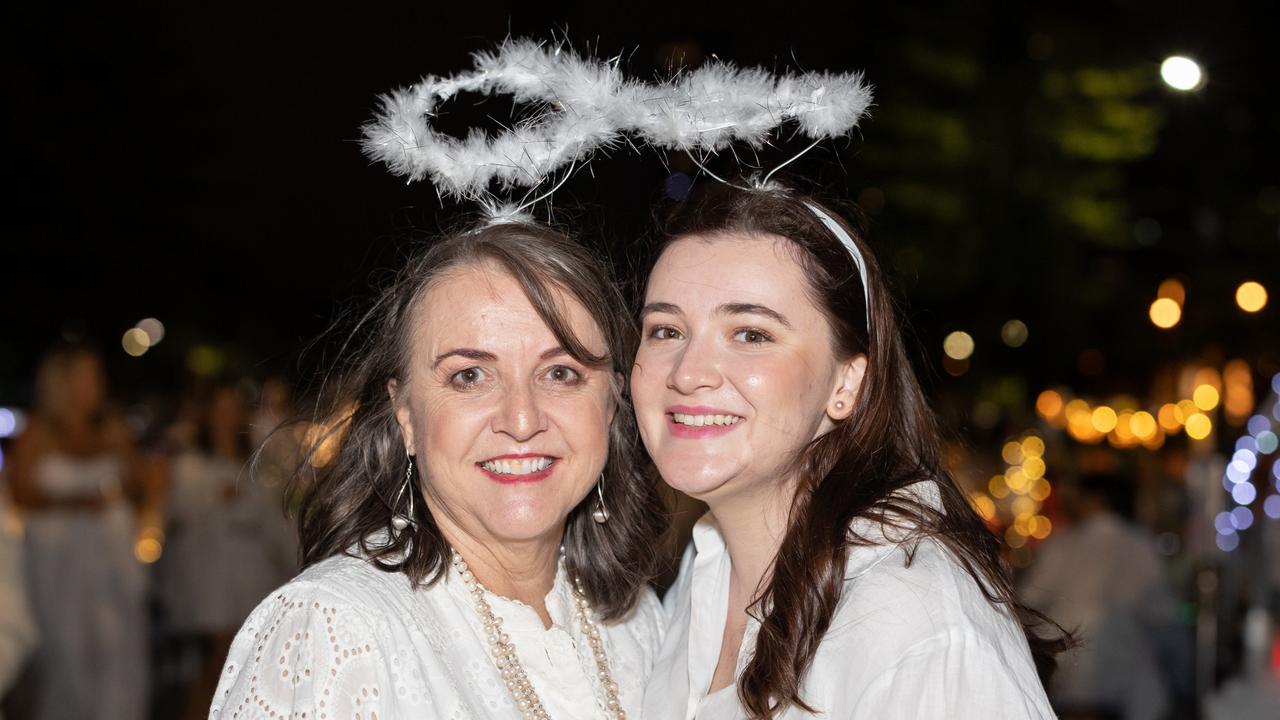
left=22, top=453, right=148, bottom=720
left=643, top=481, right=1055, bottom=720
left=1020, top=512, right=1173, bottom=720
left=0, top=492, right=39, bottom=720
left=161, top=452, right=295, bottom=633
left=212, top=548, right=666, bottom=719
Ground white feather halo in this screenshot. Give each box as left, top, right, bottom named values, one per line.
left=361, top=38, right=874, bottom=208
left=361, top=38, right=625, bottom=202
left=635, top=63, right=874, bottom=154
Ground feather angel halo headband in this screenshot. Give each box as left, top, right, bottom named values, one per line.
left=361, top=38, right=874, bottom=321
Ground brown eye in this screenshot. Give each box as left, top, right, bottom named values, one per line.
left=545, top=365, right=582, bottom=384
left=733, top=328, right=773, bottom=344
left=450, top=367, right=487, bottom=387
left=649, top=325, right=683, bottom=340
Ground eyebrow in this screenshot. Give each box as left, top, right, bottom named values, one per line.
left=433, top=348, right=496, bottom=368
left=718, top=303, right=793, bottom=329
left=432, top=346, right=568, bottom=368
left=639, top=301, right=792, bottom=329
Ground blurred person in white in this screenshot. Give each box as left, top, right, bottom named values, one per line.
left=160, top=380, right=296, bottom=718
left=6, top=344, right=148, bottom=720
left=1021, top=472, right=1179, bottom=720
left=0, top=482, right=39, bottom=720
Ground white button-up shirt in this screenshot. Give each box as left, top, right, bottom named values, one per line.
left=643, top=482, right=1056, bottom=719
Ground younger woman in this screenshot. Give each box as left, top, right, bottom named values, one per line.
left=634, top=181, right=1067, bottom=719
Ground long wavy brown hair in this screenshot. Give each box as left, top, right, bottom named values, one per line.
left=646, top=180, right=1072, bottom=717
left=291, top=220, right=667, bottom=620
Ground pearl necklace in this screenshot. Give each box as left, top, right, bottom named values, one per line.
left=450, top=550, right=625, bottom=720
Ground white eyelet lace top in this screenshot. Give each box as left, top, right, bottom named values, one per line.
left=210, top=549, right=665, bottom=719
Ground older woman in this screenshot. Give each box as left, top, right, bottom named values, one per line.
left=212, top=222, right=667, bottom=719
left=633, top=181, right=1066, bottom=719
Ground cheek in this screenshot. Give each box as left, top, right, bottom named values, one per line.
left=416, top=394, right=486, bottom=458
left=733, top=355, right=829, bottom=433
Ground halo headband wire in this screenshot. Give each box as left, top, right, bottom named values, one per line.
left=803, top=202, right=871, bottom=330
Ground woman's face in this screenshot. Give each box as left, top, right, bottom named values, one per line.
left=631, top=234, right=863, bottom=505
left=391, top=262, right=615, bottom=548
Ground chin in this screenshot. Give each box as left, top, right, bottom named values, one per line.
left=485, top=498, right=577, bottom=542
left=654, top=458, right=738, bottom=500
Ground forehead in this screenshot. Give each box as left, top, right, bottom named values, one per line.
left=646, top=233, right=815, bottom=311
left=414, top=261, right=603, bottom=350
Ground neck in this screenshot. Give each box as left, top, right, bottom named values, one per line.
left=436, top=512, right=562, bottom=626
left=704, top=474, right=800, bottom=606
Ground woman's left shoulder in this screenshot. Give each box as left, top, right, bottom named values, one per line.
left=838, top=536, right=1016, bottom=642
left=814, top=538, right=1053, bottom=717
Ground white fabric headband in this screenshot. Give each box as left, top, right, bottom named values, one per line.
left=803, top=202, right=871, bottom=329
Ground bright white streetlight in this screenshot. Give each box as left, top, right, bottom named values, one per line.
left=1161, top=56, right=1204, bottom=91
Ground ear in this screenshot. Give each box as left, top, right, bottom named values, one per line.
left=387, top=378, right=416, bottom=455
left=826, top=354, right=868, bottom=422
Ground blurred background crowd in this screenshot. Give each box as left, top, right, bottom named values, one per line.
left=2, top=1, right=1277, bottom=718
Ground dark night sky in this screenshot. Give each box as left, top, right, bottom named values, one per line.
left=3, top=1, right=1276, bottom=412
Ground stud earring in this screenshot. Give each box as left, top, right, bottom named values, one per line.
left=835, top=401, right=846, bottom=410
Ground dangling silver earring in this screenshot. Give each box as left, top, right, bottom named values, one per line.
left=591, top=474, right=610, bottom=524
left=392, top=454, right=417, bottom=533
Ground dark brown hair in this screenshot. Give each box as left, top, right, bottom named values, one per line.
left=647, top=180, right=1072, bottom=717
left=292, top=221, right=667, bottom=620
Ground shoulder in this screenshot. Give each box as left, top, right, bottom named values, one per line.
left=211, top=555, right=409, bottom=718
left=816, top=537, right=1052, bottom=716
left=833, top=537, right=1014, bottom=651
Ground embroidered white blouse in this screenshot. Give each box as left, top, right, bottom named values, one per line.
left=211, top=550, right=665, bottom=719
left=642, top=482, right=1057, bottom=720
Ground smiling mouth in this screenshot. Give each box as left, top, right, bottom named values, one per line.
left=478, top=456, right=556, bottom=476
left=670, top=412, right=743, bottom=427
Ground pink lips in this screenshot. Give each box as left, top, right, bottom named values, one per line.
left=477, top=453, right=557, bottom=485
left=666, top=405, right=744, bottom=439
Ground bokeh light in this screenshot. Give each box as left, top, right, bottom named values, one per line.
left=135, top=318, right=166, bottom=346
left=121, top=328, right=150, bottom=357
left=1160, top=55, right=1204, bottom=91
left=1185, top=412, right=1213, bottom=440
left=1157, top=278, right=1186, bottom=305
left=1149, top=298, right=1181, bottom=329
left=1001, top=320, right=1029, bottom=348
left=1235, top=281, right=1267, bottom=312
left=943, top=331, right=975, bottom=360
left=1091, top=406, right=1118, bottom=433
left=1036, top=390, right=1064, bottom=424
left=1130, top=411, right=1157, bottom=440
left=1192, top=384, right=1220, bottom=411
left=1264, top=495, right=1280, bottom=520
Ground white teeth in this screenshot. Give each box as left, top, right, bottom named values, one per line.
left=481, top=457, right=554, bottom=475
left=672, top=413, right=742, bottom=427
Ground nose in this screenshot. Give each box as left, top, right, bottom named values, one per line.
left=668, top=335, right=723, bottom=395
left=491, top=380, right=547, bottom=441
